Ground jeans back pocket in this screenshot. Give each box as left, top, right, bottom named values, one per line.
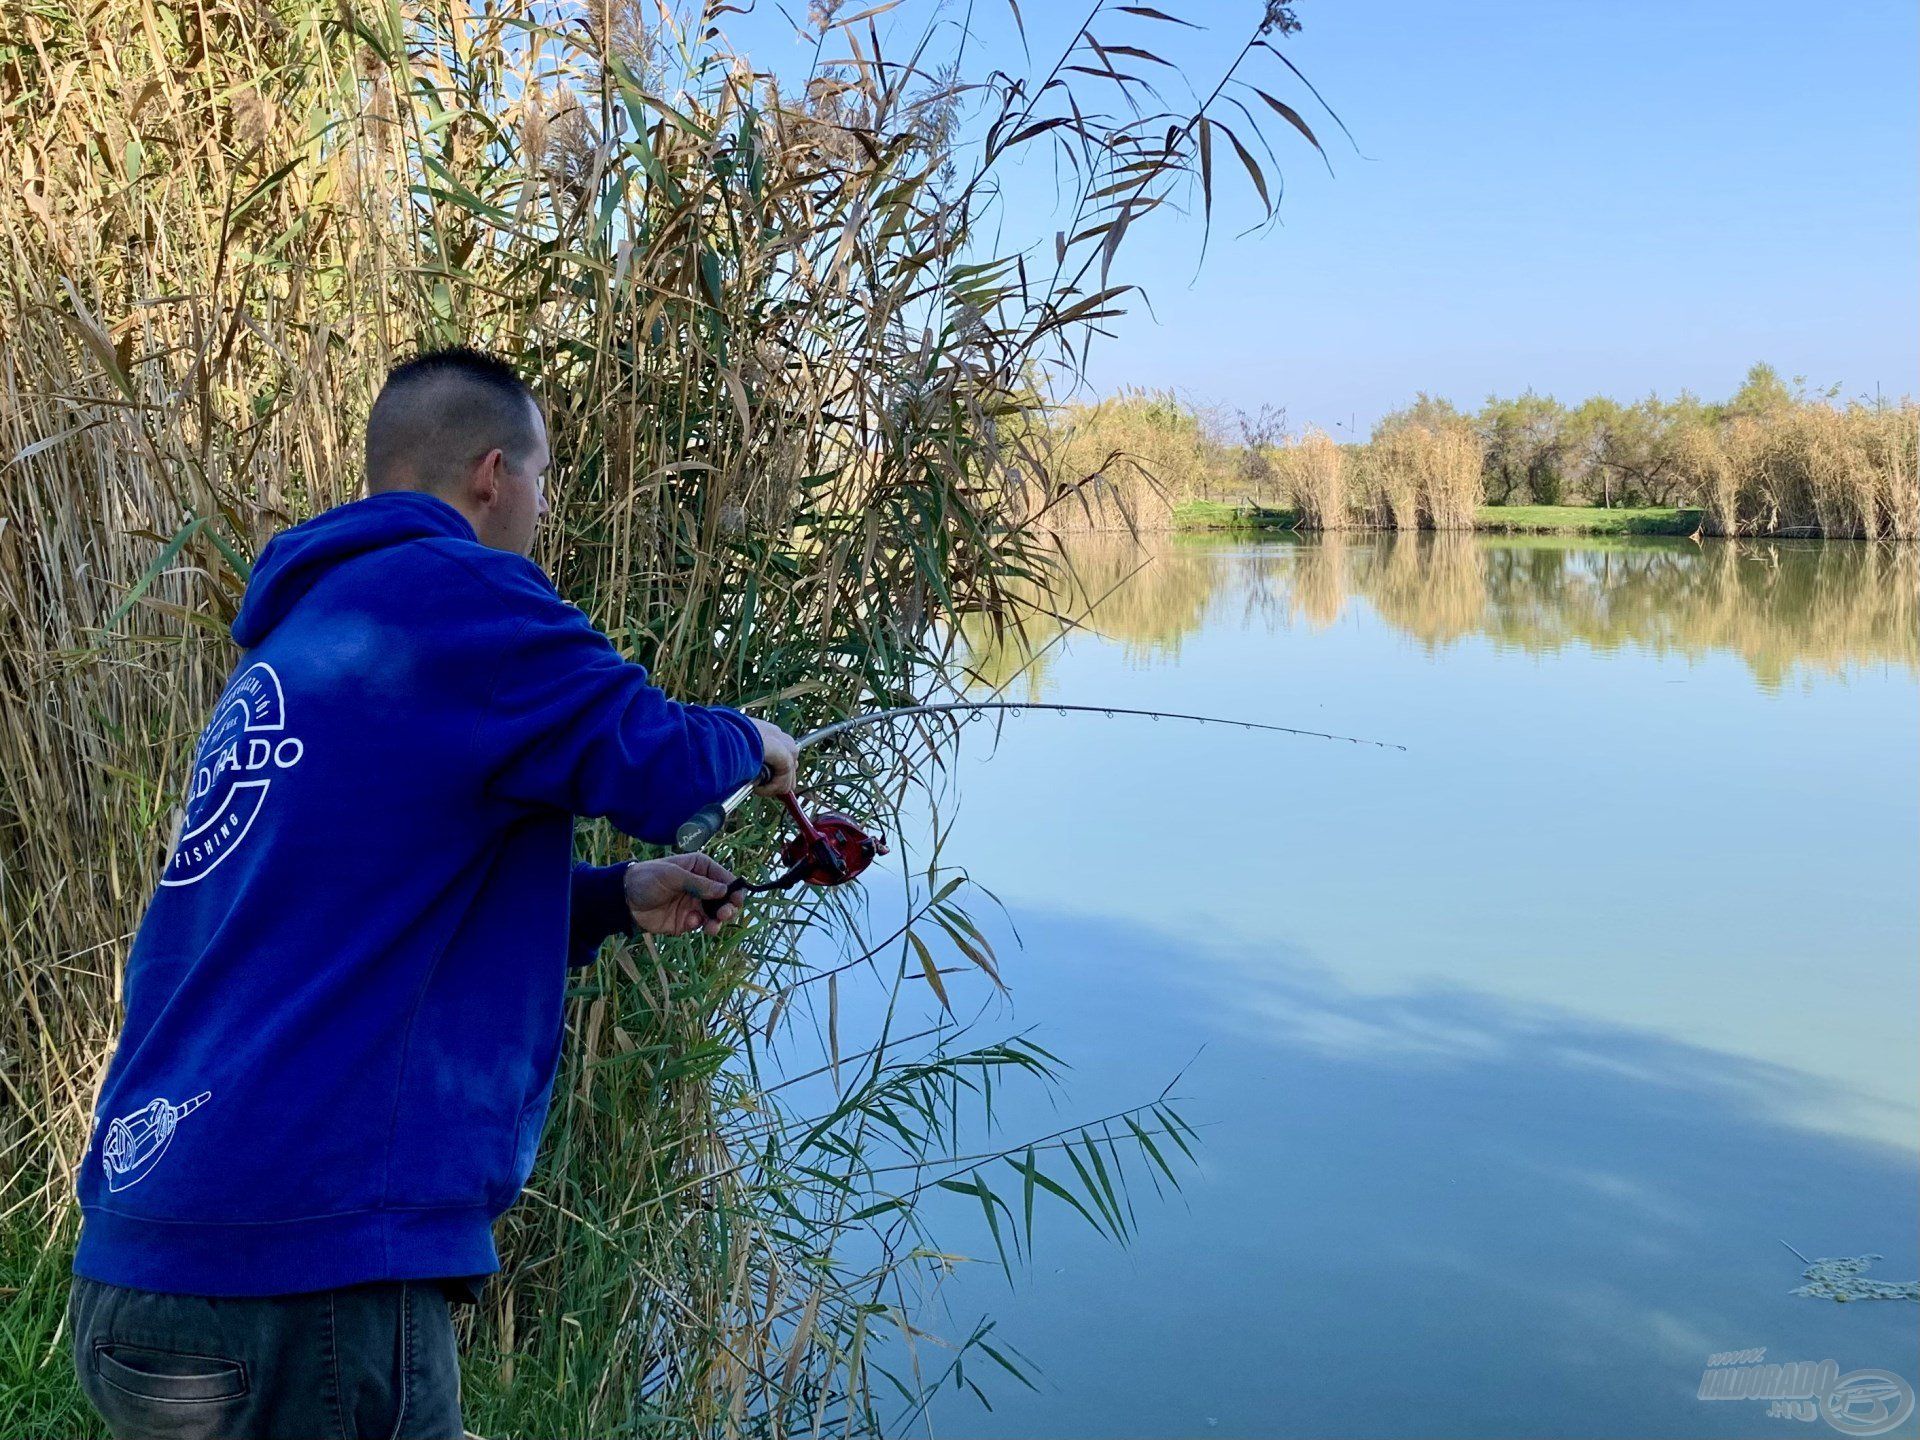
left=91, top=1340, right=249, bottom=1404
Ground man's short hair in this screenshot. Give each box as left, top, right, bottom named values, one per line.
left=365, top=346, right=541, bottom=494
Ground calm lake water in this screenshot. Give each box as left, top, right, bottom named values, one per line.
left=822, top=533, right=1920, bottom=1438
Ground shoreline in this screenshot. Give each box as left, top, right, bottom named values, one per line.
left=1163, top=501, right=1894, bottom=540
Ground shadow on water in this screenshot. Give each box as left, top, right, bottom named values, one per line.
left=968, top=533, right=1919, bottom=695
left=911, top=909, right=1920, bottom=1440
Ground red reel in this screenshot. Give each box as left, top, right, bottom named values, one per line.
left=707, top=796, right=891, bottom=916
left=779, top=809, right=886, bottom=886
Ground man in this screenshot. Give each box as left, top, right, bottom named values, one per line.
left=67, top=347, right=799, bottom=1439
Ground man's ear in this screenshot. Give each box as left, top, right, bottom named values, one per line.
left=471, top=446, right=506, bottom=506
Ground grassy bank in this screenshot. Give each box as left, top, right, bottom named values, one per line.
left=1172, top=502, right=1702, bottom=536
left=1173, top=500, right=1303, bottom=530
left=1472, top=505, right=1700, bottom=535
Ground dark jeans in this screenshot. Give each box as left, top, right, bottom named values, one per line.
left=68, top=1274, right=463, bottom=1440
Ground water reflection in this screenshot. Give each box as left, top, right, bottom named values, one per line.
left=905, top=529, right=1916, bottom=1437
left=970, top=534, right=1919, bottom=694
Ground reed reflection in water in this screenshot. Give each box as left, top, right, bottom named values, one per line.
left=968, top=533, right=1918, bottom=696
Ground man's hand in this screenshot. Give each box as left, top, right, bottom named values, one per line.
left=748, top=718, right=799, bottom=797
left=623, top=854, right=741, bottom=937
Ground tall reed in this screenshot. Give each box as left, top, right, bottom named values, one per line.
left=1275, top=428, right=1346, bottom=529
left=1356, top=420, right=1483, bottom=530
left=0, top=2, right=1314, bottom=1431
left=1416, top=424, right=1486, bottom=530
left=1680, top=403, right=1919, bottom=539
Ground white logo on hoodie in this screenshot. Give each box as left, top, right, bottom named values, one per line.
left=162, top=662, right=304, bottom=886
left=100, top=1092, right=213, bottom=1191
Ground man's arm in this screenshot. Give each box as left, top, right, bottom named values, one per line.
left=471, top=560, right=790, bottom=842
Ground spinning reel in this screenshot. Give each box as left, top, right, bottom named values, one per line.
left=702, top=789, right=887, bottom=917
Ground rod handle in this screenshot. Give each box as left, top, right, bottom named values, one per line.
left=673, top=767, right=771, bottom=851
left=675, top=801, right=732, bottom=852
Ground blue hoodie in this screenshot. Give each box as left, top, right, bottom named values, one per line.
left=73, top=491, right=763, bottom=1296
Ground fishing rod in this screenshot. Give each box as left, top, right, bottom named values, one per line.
left=678, top=701, right=1404, bottom=915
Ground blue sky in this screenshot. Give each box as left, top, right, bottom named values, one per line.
left=733, top=1, right=1918, bottom=433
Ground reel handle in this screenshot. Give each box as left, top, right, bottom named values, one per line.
left=703, top=877, right=749, bottom=920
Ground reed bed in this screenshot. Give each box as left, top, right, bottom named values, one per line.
left=0, top=1, right=1314, bottom=1432
left=1687, top=403, right=1919, bottom=539
left=1035, top=390, right=1247, bottom=533
left=1407, top=423, right=1484, bottom=531
left=1351, top=432, right=1416, bottom=530
left=1038, top=400, right=1490, bottom=533
left=1321, top=420, right=1483, bottom=531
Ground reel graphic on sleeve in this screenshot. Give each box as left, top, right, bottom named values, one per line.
left=101, top=1091, right=213, bottom=1192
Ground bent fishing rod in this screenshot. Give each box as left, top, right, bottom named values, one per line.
left=676, top=701, right=1404, bottom=915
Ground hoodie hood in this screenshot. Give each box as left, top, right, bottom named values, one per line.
left=232, top=492, right=478, bottom=648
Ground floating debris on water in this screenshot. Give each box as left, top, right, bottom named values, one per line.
left=1789, top=1255, right=1920, bottom=1303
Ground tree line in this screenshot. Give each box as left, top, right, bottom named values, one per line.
left=1041, top=366, right=1918, bottom=538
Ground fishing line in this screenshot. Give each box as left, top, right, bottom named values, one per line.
left=795, top=700, right=1405, bottom=753
left=677, top=700, right=1403, bottom=855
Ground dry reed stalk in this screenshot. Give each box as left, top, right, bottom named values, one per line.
left=1674, top=403, right=1917, bottom=539
left=1676, top=423, right=1740, bottom=536
left=1361, top=429, right=1424, bottom=529
left=1361, top=421, right=1483, bottom=530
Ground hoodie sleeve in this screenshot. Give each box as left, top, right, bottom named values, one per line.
left=474, top=562, right=765, bottom=844
left=568, top=862, right=634, bottom=968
